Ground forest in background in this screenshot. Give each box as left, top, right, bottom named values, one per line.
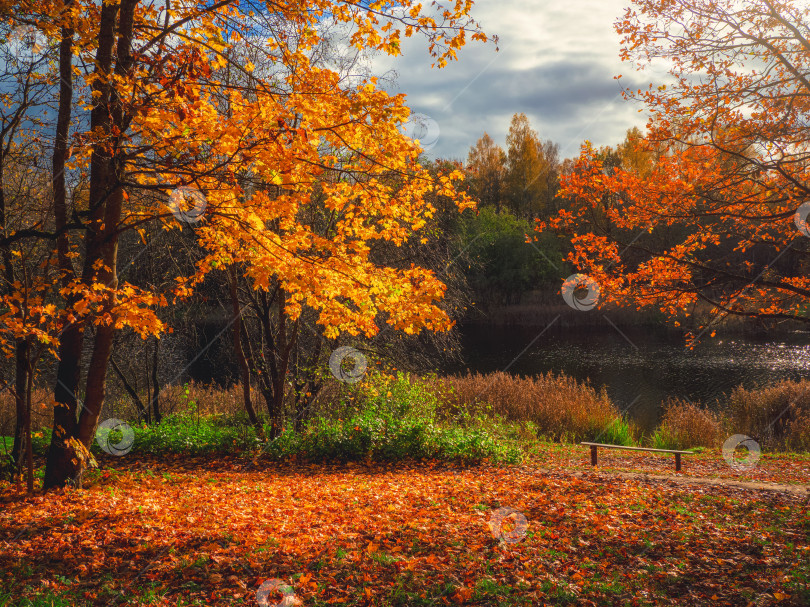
left=0, top=0, right=809, bottom=495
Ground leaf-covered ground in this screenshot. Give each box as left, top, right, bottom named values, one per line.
left=1, top=452, right=808, bottom=607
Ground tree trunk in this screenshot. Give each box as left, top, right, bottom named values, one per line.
left=0, top=74, right=26, bottom=479
left=265, top=290, right=297, bottom=438
left=78, top=323, right=116, bottom=444
left=45, top=0, right=139, bottom=488
left=292, top=336, right=322, bottom=433
left=77, top=0, right=138, bottom=446
left=43, top=5, right=84, bottom=490
left=151, top=336, right=161, bottom=423
left=11, top=338, right=28, bottom=470
left=24, top=341, right=33, bottom=494
left=229, top=266, right=264, bottom=437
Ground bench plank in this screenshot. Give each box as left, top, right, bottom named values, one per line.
left=580, top=442, right=691, bottom=454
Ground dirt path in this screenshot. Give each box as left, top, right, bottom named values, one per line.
left=521, top=465, right=810, bottom=497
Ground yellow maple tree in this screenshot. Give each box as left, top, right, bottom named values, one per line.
left=0, top=0, right=493, bottom=488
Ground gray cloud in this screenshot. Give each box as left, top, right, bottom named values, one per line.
left=386, top=57, right=651, bottom=161
left=370, top=0, right=662, bottom=161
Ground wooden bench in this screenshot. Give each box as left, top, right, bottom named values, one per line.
left=581, top=442, right=691, bottom=471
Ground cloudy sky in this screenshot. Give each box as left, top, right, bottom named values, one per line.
left=370, top=0, right=667, bottom=162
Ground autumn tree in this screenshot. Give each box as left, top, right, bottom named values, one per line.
left=0, top=19, right=62, bottom=491
left=224, top=153, right=479, bottom=437
left=504, top=113, right=559, bottom=220
left=553, top=127, right=655, bottom=241
left=466, top=132, right=507, bottom=212
left=540, top=0, right=810, bottom=342
left=0, top=0, right=494, bottom=489
left=617, top=126, right=656, bottom=179
left=364, top=158, right=475, bottom=372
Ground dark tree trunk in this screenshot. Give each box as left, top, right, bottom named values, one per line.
left=45, top=0, right=139, bottom=488
left=292, top=336, right=322, bottom=433
left=241, top=286, right=298, bottom=439
left=44, top=5, right=84, bottom=490
left=23, top=342, right=33, bottom=493
left=77, top=0, right=137, bottom=446
left=229, top=265, right=264, bottom=437
left=151, top=336, right=161, bottom=423
left=43, top=324, right=85, bottom=489
left=10, top=329, right=28, bottom=470
left=264, top=289, right=297, bottom=438
left=0, top=69, right=26, bottom=478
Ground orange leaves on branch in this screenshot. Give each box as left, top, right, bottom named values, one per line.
left=535, top=0, right=810, bottom=332
left=0, top=0, right=493, bottom=357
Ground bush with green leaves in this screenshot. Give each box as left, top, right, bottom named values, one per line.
left=591, top=417, right=636, bottom=447
left=128, top=412, right=262, bottom=454
left=295, top=372, right=520, bottom=463
left=457, top=207, right=562, bottom=305
left=59, top=373, right=520, bottom=464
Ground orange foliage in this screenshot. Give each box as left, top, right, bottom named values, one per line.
left=0, top=0, right=494, bottom=355
left=539, top=0, right=810, bottom=342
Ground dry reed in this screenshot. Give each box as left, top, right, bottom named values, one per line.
left=427, top=370, right=622, bottom=442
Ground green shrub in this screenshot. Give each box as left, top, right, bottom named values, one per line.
left=130, top=412, right=262, bottom=454
left=292, top=372, right=520, bottom=463
left=591, top=417, right=636, bottom=447
left=429, top=425, right=520, bottom=462
left=649, top=426, right=679, bottom=450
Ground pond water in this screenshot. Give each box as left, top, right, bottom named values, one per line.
left=450, top=324, right=810, bottom=433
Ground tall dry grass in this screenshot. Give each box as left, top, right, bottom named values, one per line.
left=650, top=398, right=722, bottom=449
left=427, top=371, right=629, bottom=442
left=648, top=380, right=810, bottom=451
left=157, top=381, right=244, bottom=417
left=723, top=379, right=810, bottom=451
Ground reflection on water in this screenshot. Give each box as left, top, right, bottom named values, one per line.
left=451, top=325, right=810, bottom=433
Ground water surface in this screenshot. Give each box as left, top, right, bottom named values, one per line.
left=451, top=324, right=810, bottom=433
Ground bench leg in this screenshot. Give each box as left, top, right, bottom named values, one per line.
left=590, top=445, right=597, bottom=466
left=675, top=453, right=681, bottom=472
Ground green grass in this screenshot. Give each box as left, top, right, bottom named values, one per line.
left=0, top=589, right=81, bottom=607
left=649, top=426, right=680, bottom=450
left=591, top=417, right=636, bottom=446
